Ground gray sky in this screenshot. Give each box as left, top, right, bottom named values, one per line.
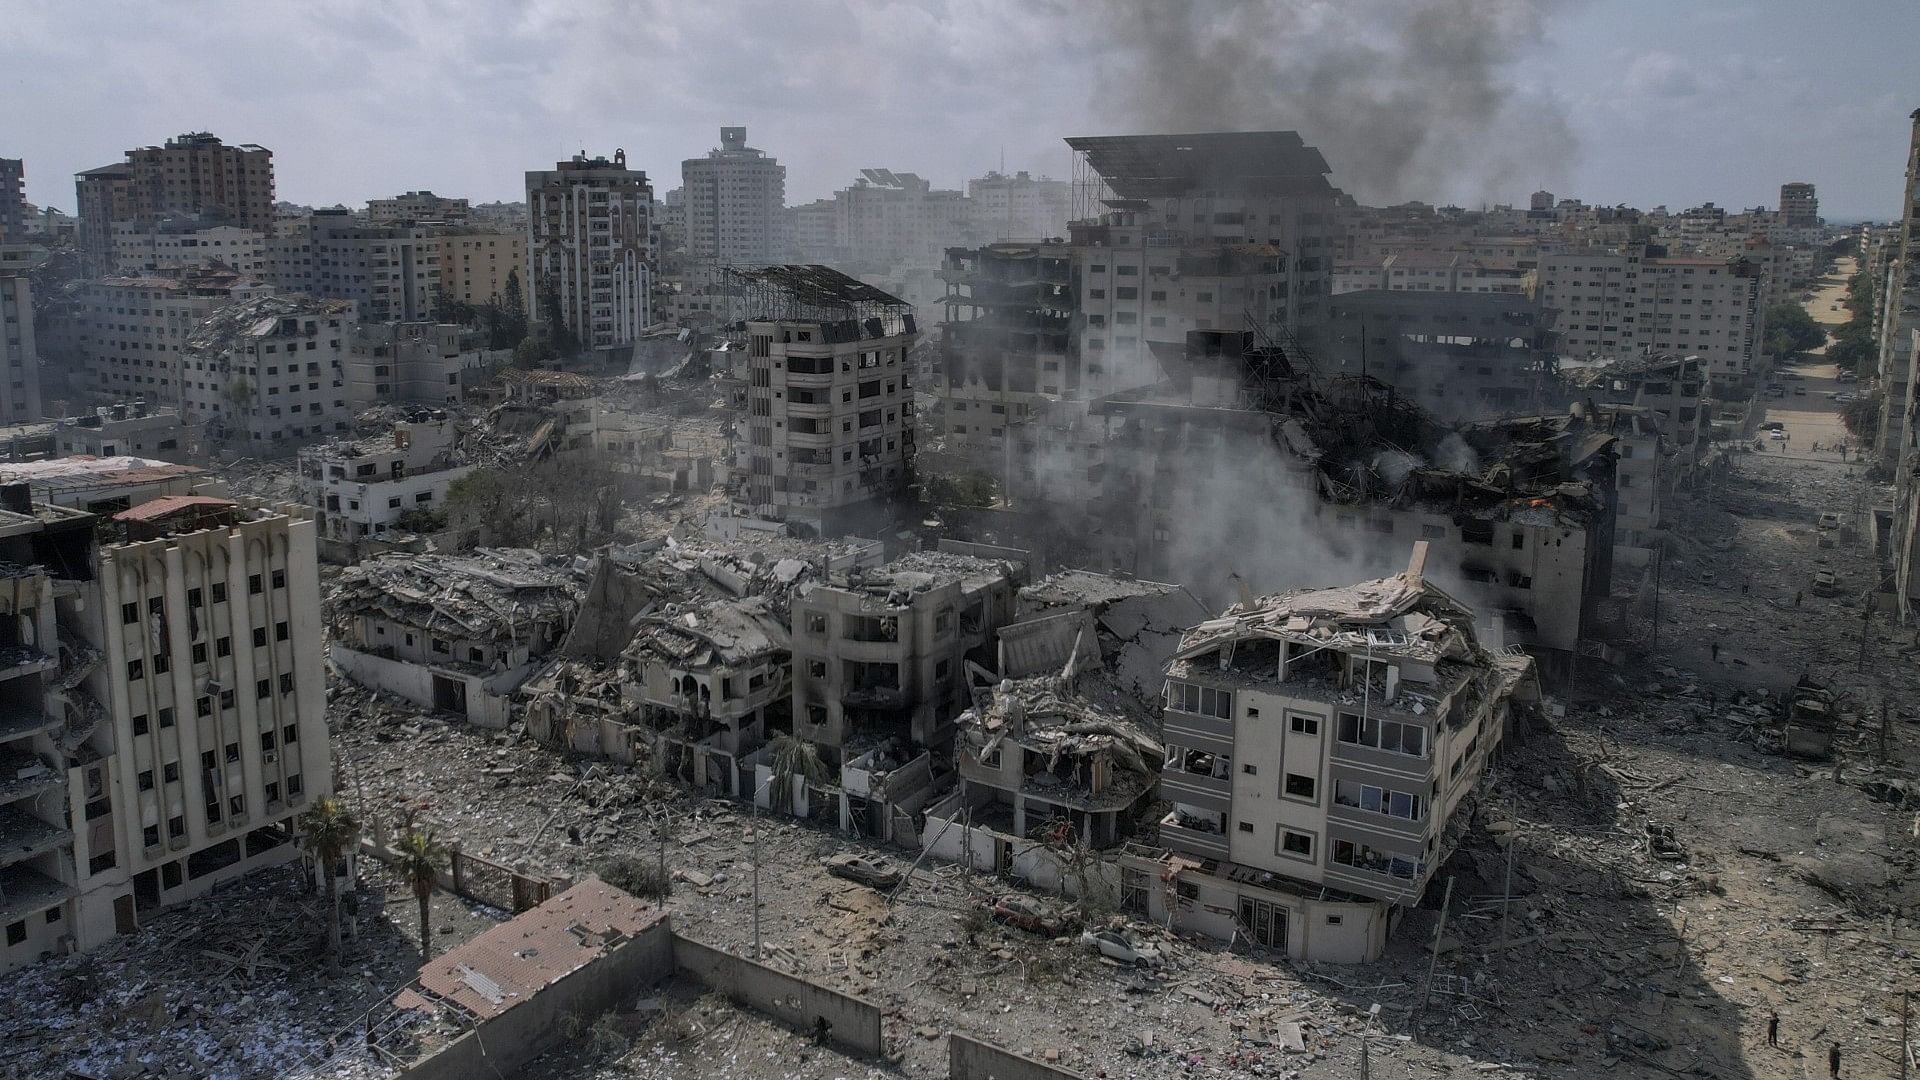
left=5, top=0, right=1916, bottom=221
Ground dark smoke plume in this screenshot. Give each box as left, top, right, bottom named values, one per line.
left=1089, top=0, right=1577, bottom=203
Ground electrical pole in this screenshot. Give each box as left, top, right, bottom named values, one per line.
left=752, top=777, right=764, bottom=960
left=657, top=821, right=667, bottom=911
left=1859, top=589, right=1874, bottom=671
left=1502, top=833, right=1516, bottom=948
left=1650, top=541, right=1663, bottom=650
left=1903, top=989, right=1911, bottom=1080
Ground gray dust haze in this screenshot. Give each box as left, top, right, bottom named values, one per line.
left=1089, top=0, right=1577, bottom=203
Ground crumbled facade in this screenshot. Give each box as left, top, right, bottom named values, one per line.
left=1134, top=542, right=1539, bottom=963
left=330, top=549, right=585, bottom=726
left=297, top=412, right=471, bottom=560
left=178, top=293, right=357, bottom=451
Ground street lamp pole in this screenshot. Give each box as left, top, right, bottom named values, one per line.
left=751, top=772, right=775, bottom=961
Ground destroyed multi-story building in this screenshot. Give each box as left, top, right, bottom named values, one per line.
left=329, top=549, right=585, bottom=725
left=726, top=265, right=917, bottom=535
left=1322, top=288, right=1559, bottom=420
left=1128, top=542, right=1539, bottom=963
left=110, top=223, right=267, bottom=277
left=789, top=546, right=1025, bottom=771
left=343, top=321, right=503, bottom=409
left=0, top=466, right=331, bottom=973
left=934, top=131, right=1341, bottom=464
left=366, top=190, right=470, bottom=226
left=525, top=150, right=655, bottom=355
left=296, top=411, right=471, bottom=561
left=620, top=597, right=791, bottom=796
left=1565, top=353, right=1710, bottom=481
left=72, top=265, right=274, bottom=405
left=178, top=293, right=356, bottom=450
left=75, top=133, right=273, bottom=278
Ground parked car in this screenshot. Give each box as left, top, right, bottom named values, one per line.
left=1762, top=421, right=1785, bottom=431
left=1838, top=371, right=1858, bottom=383
left=988, top=894, right=1076, bottom=936
left=824, top=853, right=903, bottom=890
left=1836, top=393, right=1856, bottom=404
left=1817, top=512, right=1841, bottom=530
left=1812, top=569, right=1839, bottom=597
left=1078, top=929, right=1163, bottom=967
left=1769, top=430, right=1788, bottom=440
left=1794, top=387, right=1807, bottom=396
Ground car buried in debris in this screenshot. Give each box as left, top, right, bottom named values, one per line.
left=987, top=894, right=1077, bottom=936
left=823, top=853, right=904, bottom=890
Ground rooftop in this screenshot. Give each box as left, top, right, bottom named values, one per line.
left=332, top=548, right=585, bottom=641
left=624, top=597, right=791, bottom=670
left=1065, top=131, right=1334, bottom=199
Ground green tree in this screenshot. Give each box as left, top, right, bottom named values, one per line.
left=395, top=829, right=446, bottom=959
left=766, top=733, right=829, bottom=811
left=1763, top=303, right=1826, bottom=359
left=1843, top=390, right=1883, bottom=445
left=298, top=797, right=362, bottom=974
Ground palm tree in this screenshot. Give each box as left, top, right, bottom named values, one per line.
left=766, top=733, right=829, bottom=812
left=299, top=797, right=361, bottom=973
left=395, top=829, right=445, bottom=959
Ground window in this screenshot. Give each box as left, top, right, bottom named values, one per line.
left=188, top=587, right=203, bottom=609
left=256, top=679, right=271, bottom=700
left=431, top=638, right=450, bottom=654
left=805, top=613, right=827, bottom=635
left=1336, top=712, right=1427, bottom=757
left=219, top=689, right=235, bottom=709
left=271, top=569, right=286, bottom=590
left=253, top=627, right=267, bottom=648
left=6, top=920, right=25, bottom=946
left=1289, top=715, right=1320, bottom=736
left=1241, top=763, right=1258, bottom=775
left=1284, top=773, right=1317, bottom=800
left=248, top=574, right=263, bottom=595
left=138, top=769, right=154, bottom=792
left=1237, top=822, right=1254, bottom=833
left=191, top=643, right=207, bottom=664
left=132, top=713, right=149, bottom=736
left=288, top=773, right=303, bottom=795
left=1165, top=681, right=1232, bottom=719
left=216, top=636, right=230, bottom=657
left=212, top=582, right=227, bottom=604
left=143, top=825, right=160, bottom=847
left=228, top=795, right=245, bottom=817
left=163, top=762, right=179, bottom=783
left=196, top=695, right=211, bottom=717
left=279, top=673, right=294, bottom=695
left=153, top=653, right=169, bottom=675
left=283, top=723, right=299, bottom=744
left=45, top=907, right=61, bottom=924
left=1280, top=830, right=1314, bottom=859
left=121, top=602, right=139, bottom=625
left=167, top=815, right=184, bottom=838
left=126, top=659, right=143, bottom=681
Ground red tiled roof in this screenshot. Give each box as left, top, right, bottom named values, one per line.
left=408, top=877, right=663, bottom=1020
left=112, top=495, right=237, bottom=523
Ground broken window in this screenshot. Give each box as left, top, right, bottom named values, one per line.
left=1280, top=831, right=1314, bottom=859
left=1283, top=773, right=1316, bottom=800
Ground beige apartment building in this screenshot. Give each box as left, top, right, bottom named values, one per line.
left=0, top=465, right=329, bottom=973
left=436, top=230, right=525, bottom=307
left=526, top=151, right=654, bottom=353
left=0, top=269, right=42, bottom=423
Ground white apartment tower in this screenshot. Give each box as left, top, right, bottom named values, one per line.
left=525, top=151, right=654, bottom=354
left=730, top=266, right=917, bottom=535
left=682, top=127, right=786, bottom=266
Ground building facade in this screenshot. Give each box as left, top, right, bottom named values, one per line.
left=0, top=270, right=41, bottom=423
left=730, top=266, right=917, bottom=534
left=367, top=191, right=469, bottom=225
left=681, top=127, right=786, bottom=266
left=298, top=415, right=470, bottom=558
left=267, top=211, right=441, bottom=324
left=1779, top=182, right=1818, bottom=228
left=525, top=151, right=654, bottom=354
left=123, top=133, right=274, bottom=232
left=178, top=295, right=356, bottom=450
left=1139, top=544, right=1538, bottom=963
left=0, top=159, right=24, bottom=243
left=436, top=231, right=525, bottom=308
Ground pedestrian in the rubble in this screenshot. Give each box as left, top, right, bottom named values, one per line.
left=1829, top=1041, right=1841, bottom=1077
left=1766, top=1010, right=1779, bottom=1047
left=1711, top=641, right=1720, bottom=661
left=1794, top=591, right=1803, bottom=607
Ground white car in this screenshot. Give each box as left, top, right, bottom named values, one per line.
left=1769, top=430, right=1787, bottom=440
left=1079, top=929, right=1163, bottom=967
left=1835, top=393, right=1856, bottom=404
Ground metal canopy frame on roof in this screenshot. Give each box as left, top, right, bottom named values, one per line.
left=725, top=265, right=912, bottom=324
left=1065, top=132, right=1334, bottom=212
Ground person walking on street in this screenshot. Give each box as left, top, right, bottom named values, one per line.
left=1766, top=1011, right=1779, bottom=1047
left=1711, top=641, right=1720, bottom=661
left=1829, top=1041, right=1841, bottom=1077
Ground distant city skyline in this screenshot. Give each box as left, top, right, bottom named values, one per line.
left=5, top=0, right=1917, bottom=221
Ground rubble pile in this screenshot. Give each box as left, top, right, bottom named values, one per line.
left=329, top=548, right=587, bottom=641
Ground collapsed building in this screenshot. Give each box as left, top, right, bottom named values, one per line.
left=330, top=548, right=586, bottom=725
left=297, top=409, right=472, bottom=562
left=1323, top=288, right=1560, bottom=421
left=1013, top=329, right=1617, bottom=673
left=1123, top=542, right=1539, bottom=963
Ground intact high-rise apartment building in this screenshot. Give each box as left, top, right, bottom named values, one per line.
left=0, top=270, right=44, bottom=423
left=525, top=151, right=654, bottom=353
left=682, top=127, right=786, bottom=265
left=76, top=133, right=274, bottom=276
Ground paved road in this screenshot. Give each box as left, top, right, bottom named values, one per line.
left=1756, top=256, right=1859, bottom=464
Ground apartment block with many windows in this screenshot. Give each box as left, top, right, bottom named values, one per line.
left=1124, top=543, right=1538, bottom=963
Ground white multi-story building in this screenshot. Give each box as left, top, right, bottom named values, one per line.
left=1538, top=247, right=1765, bottom=382
left=298, top=414, right=470, bottom=559
left=0, top=466, right=329, bottom=973
left=966, top=171, right=1072, bottom=242
left=178, top=294, right=356, bottom=450
left=525, top=151, right=654, bottom=354
left=111, top=225, right=266, bottom=276
left=1133, top=543, right=1538, bottom=963
left=73, top=267, right=274, bottom=405
left=366, top=191, right=469, bottom=226
left=0, top=270, right=42, bottom=423
left=266, top=211, right=440, bottom=324
left=681, top=127, right=785, bottom=266
left=730, top=265, right=917, bottom=535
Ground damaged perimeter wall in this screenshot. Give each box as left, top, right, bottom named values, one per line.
left=948, top=1033, right=1090, bottom=1080
left=331, top=644, right=527, bottom=728
left=672, top=936, right=885, bottom=1057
